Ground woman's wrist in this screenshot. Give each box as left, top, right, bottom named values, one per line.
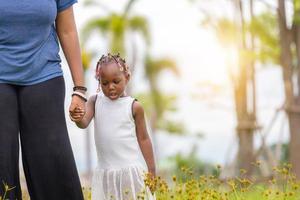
left=73, top=86, right=87, bottom=92
left=71, top=92, right=87, bottom=102
left=73, top=85, right=87, bottom=95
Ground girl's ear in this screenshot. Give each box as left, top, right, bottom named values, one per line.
left=125, top=73, right=131, bottom=83
left=96, top=82, right=101, bottom=93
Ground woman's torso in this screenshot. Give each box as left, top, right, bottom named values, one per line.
left=0, top=0, right=76, bottom=85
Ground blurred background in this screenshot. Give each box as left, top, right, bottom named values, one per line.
left=23, top=0, right=300, bottom=186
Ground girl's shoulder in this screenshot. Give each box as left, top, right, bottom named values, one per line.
left=87, top=93, right=100, bottom=106
left=131, top=99, right=145, bottom=117
left=89, top=94, right=98, bottom=102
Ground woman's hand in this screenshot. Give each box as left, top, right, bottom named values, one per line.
left=69, top=95, right=86, bottom=122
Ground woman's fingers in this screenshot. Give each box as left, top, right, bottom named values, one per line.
left=69, top=108, right=85, bottom=122
left=70, top=112, right=84, bottom=118
left=69, top=114, right=84, bottom=122
left=69, top=98, right=86, bottom=122
left=70, top=107, right=85, bottom=114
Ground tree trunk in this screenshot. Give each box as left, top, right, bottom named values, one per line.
left=277, top=0, right=293, bottom=102
left=278, top=0, right=300, bottom=178
left=290, top=2, right=300, bottom=177
left=288, top=111, right=300, bottom=177
left=234, top=0, right=256, bottom=175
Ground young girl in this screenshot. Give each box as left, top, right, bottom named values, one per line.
left=70, top=53, right=156, bottom=200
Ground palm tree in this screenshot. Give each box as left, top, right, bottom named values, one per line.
left=82, top=0, right=150, bottom=93
left=144, top=55, right=180, bottom=134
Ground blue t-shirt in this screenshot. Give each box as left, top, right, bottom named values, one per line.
left=0, top=0, right=77, bottom=85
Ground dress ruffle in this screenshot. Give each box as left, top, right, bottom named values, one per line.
left=92, top=165, right=155, bottom=200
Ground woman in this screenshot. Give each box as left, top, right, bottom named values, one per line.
left=0, top=0, right=85, bottom=199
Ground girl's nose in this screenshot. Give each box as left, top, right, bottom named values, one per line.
left=109, top=84, right=115, bottom=90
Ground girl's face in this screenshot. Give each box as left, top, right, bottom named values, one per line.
left=99, top=63, right=129, bottom=100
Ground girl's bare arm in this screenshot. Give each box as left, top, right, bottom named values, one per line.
left=133, top=101, right=156, bottom=176
left=75, top=95, right=97, bottom=129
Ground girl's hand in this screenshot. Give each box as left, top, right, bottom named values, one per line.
left=149, top=169, right=156, bottom=178
left=145, top=171, right=156, bottom=194
left=69, top=95, right=86, bottom=122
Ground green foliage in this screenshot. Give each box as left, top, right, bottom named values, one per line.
left=81, top=48, right=94, bottom=71
left=139, top=56, right=182, bottom=134
left=151, top=163, right=300, bottom=200
left=0, top=182, right=16, bottom=200
left=249, top=12, right=280, bottom=64
left=216, top=19, right=239, bottom=46
left=167, top=145, right=217, bottom=181
left=270, top=142, right=289, bottom=164
left=203, top=11, right=279, bottom=66
left=158, top=120, right=186, bottom=135
left=82, top=18, right=110, bottom=43
left=135, top=92, right=184, bottom=134
left=81, top=0, right=149, bottom=56
left=293, top=0, right=300, bottom=24
left=145, top=57, right=178, bottom=81
left=128, top=16, right=150, bottom=45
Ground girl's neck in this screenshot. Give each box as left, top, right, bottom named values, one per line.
left=119, top=91, right=127, bottom=98
left=104, top=92, right=128, bottom=101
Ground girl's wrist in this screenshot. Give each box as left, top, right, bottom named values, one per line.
left=149, top=168, right=156, bottom=174
left=75, top=120, right=85, bottom=129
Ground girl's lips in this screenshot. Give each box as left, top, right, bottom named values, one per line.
left=109, top=93, right=118, bottom=98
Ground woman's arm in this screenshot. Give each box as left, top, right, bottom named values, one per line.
left=55, top=6, right=86, bottom=112
left=133, top=101, right=156, bottom=176
left=75, top=95, right=97, bottom=129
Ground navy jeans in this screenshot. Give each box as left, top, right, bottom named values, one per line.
left=0, top=76, right=84, bottom=200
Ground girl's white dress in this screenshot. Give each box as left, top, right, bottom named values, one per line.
left=92, top=94, right=155, bottom=200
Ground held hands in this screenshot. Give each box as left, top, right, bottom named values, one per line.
left=69, top=95, right=86, bottom=122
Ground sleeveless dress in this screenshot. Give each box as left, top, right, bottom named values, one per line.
left=92, top=94, right=155, bottom=200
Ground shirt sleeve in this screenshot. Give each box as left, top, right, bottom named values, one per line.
left=57, top=0, right=78, bottom=12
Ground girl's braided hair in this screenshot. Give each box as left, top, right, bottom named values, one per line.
left=95, top=53, right=130, bottom=81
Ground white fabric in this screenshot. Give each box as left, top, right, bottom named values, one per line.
left=92, top=94, right=155, bottom=200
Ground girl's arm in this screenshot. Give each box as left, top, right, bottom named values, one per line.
left=55, top=6, right=86, bottom=113
left=133, top=101, right=156, bottom=176
left=75, top=95, right=97, bottom=129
